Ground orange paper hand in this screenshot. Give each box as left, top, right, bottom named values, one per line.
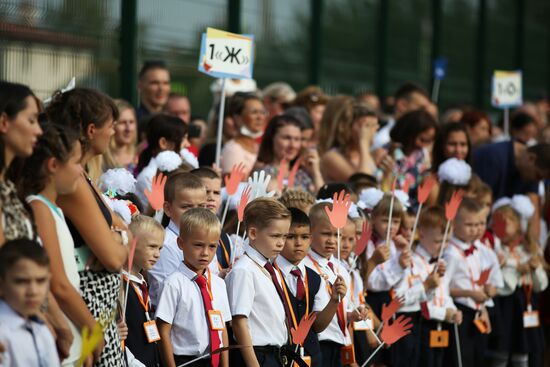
left=445, top=189, right=464, bottom=221
left=380, top=314, right=413, bottom=345
left=491, top=211, right=507, bottom=239
left=324, top=190, right=351, bottom=229
left=277, top=158, right=289, bottom=191
left=476, top=268, right=492, bottom=286
left=237, top=186, right=252, bottom=222
left=381, top=297, right=403, bottom=323
left=401, top=175, right=415, bottom=194
left=224, top=163, right=246, bottom=195
left=144, top=172, right=167, bottom=211
left=291, top=312, right=318, bottom=346
left=355, top=221, right=371, bottom=257
left=287, top=157, right=303, bottom=188
left=417, top=175, right=436, bottom=204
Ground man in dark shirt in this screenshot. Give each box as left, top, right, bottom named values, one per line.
left=136, top=60, right=171, bottom=120
left=473, top=141, right=550, bottom=238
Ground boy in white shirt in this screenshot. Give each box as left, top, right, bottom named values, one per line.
left=148, top=172, right=214, bottom=306
left=225, top=198, right=293, bottom=367
left=156, top=208, right=231, bottom=367
left=303, top=202, right=367, bottom=367
left=0, top=239, right=60, bottom=367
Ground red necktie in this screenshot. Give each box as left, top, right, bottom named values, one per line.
left=138, top=281, right=149, bottom=304
left=327, top=261, right=347, bottom=334
left=195, top=275, right=221, bottom=367
left=264, top=262, right=293, bottom=326
left=290, top=268, right=306, bottom=301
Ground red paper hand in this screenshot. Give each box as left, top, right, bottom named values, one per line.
left=144, top=173, right=167, bottom=211
left=287, top=157, right=303, bottom=188
left=491, top=211, right=507, bottom=239
left=401, top=175, right=415, bottom=194
left=224, top=163, right=246, bottom=195
left=417, top=175, right=437, bottom=204
left=324, top=190, right=351, bottom=229
left=445, top=190, right=464, bottom=221
left=290, top=312, right=318, bottom=346
left=380, top=314, right=413, bottom=345
left=277, top=158, right=289, bottom=191
left=127, top=236, right=138, bottom=271
left=475, top=268, right=492, bottom=286
left=355, top=221, right=372, bottom=257
left=381, top=297, right=403, bottom=323
left=237, top=186, right=252, bottom=222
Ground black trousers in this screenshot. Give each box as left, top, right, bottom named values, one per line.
left=444, top=304, right=488, bottom=367
left=319, top=340, right=343, bottom=367
left=229, top=345, right=286, bottom=367
left=389, top=311, right=422, bottom=367
left=418, top=319, right=449, bottom=367
left=173, top=354, right=210, bottom=367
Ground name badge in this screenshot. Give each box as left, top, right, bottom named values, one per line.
left=473, top=318, right=489, bottom=334
left=353, top=318, right=373, bottom=331
left=429, top=330, right=449, bottom=348
left=143, top=320, right=161, bottom=343
left=208, top=310, right=225, bottom=331
left=340, top=344, right=356, bottom=365
left=523, top=310, right=540, bottom=328
left=321, top=265, right=337, bottom=285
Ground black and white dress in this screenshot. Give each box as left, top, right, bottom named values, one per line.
left=67, top=176, right=124, bottom=367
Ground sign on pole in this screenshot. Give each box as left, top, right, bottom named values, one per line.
left=491, top=70, right=522, bottom=137
left=198, top=28, right=255, bottom=167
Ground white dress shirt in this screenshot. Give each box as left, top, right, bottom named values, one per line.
left=0, top=301, right=60, bottom=367
left=303, top=250, right=351, bottom=345
left=149, top=221, right=219, bottom=306
left=275, top=256, right=330, bottom=312
left=155, top=262, right=231, bottom=356
left=367, top=239, right=406, bottom=292
left=225, top=244, right=288, bottom=347
left=444, top=236, right=484, bottom=310
left=498, top=244, right=548, bottom=296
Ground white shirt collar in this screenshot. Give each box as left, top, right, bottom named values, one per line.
left=415, top=244, right=434, bottom=261
left=167, top=220, right=179, bottom=236
left=308, top=249, right=330, bottom=266
left=178, top=261, right=208, bottom=281
left=450, top=236, right=475, bottom=251
left=276, top=255, right=306, bottom=275
left=0, top=300, right=41, bottom=328
left=245, top=243, right=269, bottom=267
left=122, top=270, right=145, bottom=284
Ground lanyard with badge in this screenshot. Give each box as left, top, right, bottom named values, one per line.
left=201, top=268, right=225, bottom=331
left=522, top=276, right=540, bottom=328
left=274, top=264, right=312, bottom=367
left=124, top=274, right=161, bottom=343
left=416, top=254, right=450, bottom=348
left=452, top=243, right=489, bottom=334
left=307, top=255, right=355, bottom=365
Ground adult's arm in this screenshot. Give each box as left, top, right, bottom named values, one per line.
left=58, top=175, right=127, bottom=272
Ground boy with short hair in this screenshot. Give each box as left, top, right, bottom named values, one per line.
left=0, top=239, right=60, bottom=367
left=444, top=198, right=492, bottom=367
left=276, top=207, right=347, bottom=367
left=122, top=214, right=166, bottom=366
left=304, top=202, right=368, bottom=367
left=148, top=172, right=214, bottom=306
left=192, top=167, right=233, bottom=273
left=156, top=208, right=231, bottom=367
left=225, top=198, right=293, bottom=367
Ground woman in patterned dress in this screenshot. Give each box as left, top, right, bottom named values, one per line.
left=48, top=88, right=130, bottom=367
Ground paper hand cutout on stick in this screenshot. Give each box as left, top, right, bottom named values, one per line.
left=78, top=323, right=103, bottom=367
left=277, top=158, right=289, bottom=191
left=380, top=314, right=413, bottom=345
left=491, top=211, right=507, bottom=239
left=355, top=221, right=372, bottom=257
left=417, top=175, right=437, bottom=204
left=237, top=186, right=252, bottom=222
left=291, top=312, right=318, bottom=346
left=475, top=268, right=492, bottom=286
left=324, top=190, right=351, bottom=229
left=225, top=163, right=246, bottom=196
left=144, top=172, right=167, bottom=211
left=381, top=297, right=403, bottom=323
left=401, top=175, right=415, bottom=194
left=445, top=190, right=464, bottom=221
left=288, top=157, right=302, bottom=188
left=248, top=170, right=276, bottom=199
left=127, top=236, right=138, bottom=272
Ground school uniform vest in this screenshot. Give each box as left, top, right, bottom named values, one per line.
left=283, top=267, right=322, bottom=366
left=124, top=279, right=161, bottom=367
left=216, top=232, right=232, bottom=269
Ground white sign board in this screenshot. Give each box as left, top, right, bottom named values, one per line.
left=491, top=70, right=522, bottom=108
